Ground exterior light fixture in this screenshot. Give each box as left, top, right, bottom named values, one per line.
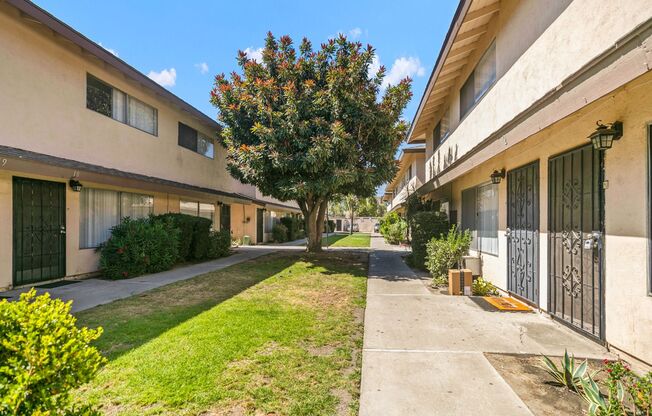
left=68, top=179, right=83, bottom=192
left=490, top=169, right=505, bottom=185
left=588, top=120, right=623, bottom=150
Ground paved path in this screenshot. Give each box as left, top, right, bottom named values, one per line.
left=3, top=245, right=303, bottom=312
left=359, top=235, right=609, bottom=416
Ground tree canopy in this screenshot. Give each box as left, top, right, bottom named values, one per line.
left=210, top=32, right=411, bottom=250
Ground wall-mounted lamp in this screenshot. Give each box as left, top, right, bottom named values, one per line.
left=217, top=201, right=223, bottom=206
left=69, top=179, right=83, bottom=192
left=588, top=120, right=623, bottom=151
left=262, top=208, right=267, bottom=212
left=490, top=169, right=505, bottom=185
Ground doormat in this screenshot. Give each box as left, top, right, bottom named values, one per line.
left=484, top=296, right=532, bottom=312
left=36, top=280, right=79, bottom=289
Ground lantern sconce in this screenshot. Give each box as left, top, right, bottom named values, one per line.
left=588, top=120, right=623, bottom=151
left=69, top=179, right=83, bottom=192
left=490, top=168, right=505, bottom=185
left=217, top=201, right=223, bottom=206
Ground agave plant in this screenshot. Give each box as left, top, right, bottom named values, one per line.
left=541, top=350, right=590, bottom=392
left=580, top=376, right=626, bottom=416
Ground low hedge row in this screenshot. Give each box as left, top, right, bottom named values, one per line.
left=99, top=214, right=231, bottom=280
left=410, top=211, right=449, bottom=269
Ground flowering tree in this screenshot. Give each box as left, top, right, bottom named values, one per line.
left=211, top=33, right=411, bottom=251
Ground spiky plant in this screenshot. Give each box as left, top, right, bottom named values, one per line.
left=541, top=350, right=590, bottom=392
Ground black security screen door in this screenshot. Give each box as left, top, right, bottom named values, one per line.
left=507, top=161, right=539, bottom=304
left=220, top=204, right=231, bottom=232
left=13, top=177, right=66, bottom=286
left=548, top=145, right=604, bottom=339
left=256, top=209, right=264, bottom=243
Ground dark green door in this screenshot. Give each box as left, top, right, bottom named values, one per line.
left=256, top=209, right=264, bottom=243
left=220, top=204, right=231, bottom=232
left=13, top=177, right=66, bottom=286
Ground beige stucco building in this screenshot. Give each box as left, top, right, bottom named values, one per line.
left=382, top=146, right=426, bottom=213
left=0, top=0, right=299, bottom=291
left=405, top=0, right=652, bottom=365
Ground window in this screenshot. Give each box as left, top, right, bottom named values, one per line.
left=86, top=74, right=158, bottom=135
left=432, top=122, right=441, bottom=151
left=180, top=200, right=216, bottom=227
left=80, top=188, right=153, bottom=248
left=220, top=204, right=231, bottom=232
left=460, top=41, right=496, bottom=118
left=440, top=108, right=450, bottom=142
left=461, top=183, right=498, bottom=255
left=178, top=122, right=214, bottom=159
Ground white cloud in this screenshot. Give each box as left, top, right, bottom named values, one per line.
left=98, top=42, right=118, bottom=57
left=349, top=27, right=363, bottom=39
left=382, top=56, right=425, bottom=88
left=147, top=68, right=177, bottom=87
left=368, top=54, right=381, bottom=77
left=243, top=47, right=263, bottom=63
left=195, top=62, right=209, bottom=74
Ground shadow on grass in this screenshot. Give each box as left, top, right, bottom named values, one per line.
left=76, top=251, right=367, bottom=362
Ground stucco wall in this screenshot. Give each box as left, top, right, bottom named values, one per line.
left=444, top=72, right=652, bottom=364
left=425, top=0, right=651, bottom=182
left=0, top=5, right=233, bottom=194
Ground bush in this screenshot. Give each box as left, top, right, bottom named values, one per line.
left=410, top=211, right=449, bottom=269
left=99, top=217, right=179, bottom=279
left=280, top=216, right=302, bottom=241
left=379, top=212, right=407, bottom=244
left=272, top=223, right=288, bottom=242
left=207, top=229, right=231, bottom=259
left=472, top=277, right=499, bottom=296
left=151, top=213, right=212, bottom=262
left=0, top=289, right=106, bottom=415
left=425, top=225, right=472, bottom=283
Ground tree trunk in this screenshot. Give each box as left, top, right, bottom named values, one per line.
left=349, top=209, right=354, bottom=235
left=302, top=196, right=328, bottom=252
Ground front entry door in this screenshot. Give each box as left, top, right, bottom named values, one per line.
left=507, top=161, right=539, bottom=304
left=549, top=145, right=604, bottom=339
left=256, top=208, right=264, bottom=243
left=13, top=177, right=66, bottom=286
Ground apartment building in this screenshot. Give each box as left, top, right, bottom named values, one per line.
left=408, top=0, right=652, bottom=364
left=0, top=0, right=299, bottom=290
left=382, top=146, right=425, bottom=213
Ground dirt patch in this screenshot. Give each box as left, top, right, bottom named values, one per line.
left=485, top=353, right=605, bottom=416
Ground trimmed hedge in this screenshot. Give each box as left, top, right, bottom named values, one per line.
left=208, top=229, right=231, bottom=259
left=151, top=213, right=212, bottom=261
left=379, top=211, right=407, bottom=244
left=280, top=216, right=301, bottom=241
left=272, top=223, right=288, bottom=242
left=99, top=217, right=179, bottom=279
left=410, top=211, right=449, bottom=269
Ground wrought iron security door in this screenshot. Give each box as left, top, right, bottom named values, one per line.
left=13, top=177, right=66, bottom=286
left=548, top=145, right=604, bottom=339
left=507, top=161, right=539, bottom=304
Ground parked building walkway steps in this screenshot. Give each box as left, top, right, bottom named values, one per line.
left=359, top=234, right=609, bottom=416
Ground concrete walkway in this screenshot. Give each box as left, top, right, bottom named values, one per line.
left=359, top=235, right=609, bottom=416
left=3, top=244, right=303, bottom=312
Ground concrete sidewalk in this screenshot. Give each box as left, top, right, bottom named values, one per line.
left=3, top=245, right=302, bottom=312
left=359, top=235, right=609, bottom=416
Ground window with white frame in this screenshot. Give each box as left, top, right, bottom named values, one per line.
left=80, top=188, right=153, bottom=248
left=460, top=41, right=496, bottom=119
left=86, top=74, right=158, bottom=135
left=461, top=183, right=498, bottom=255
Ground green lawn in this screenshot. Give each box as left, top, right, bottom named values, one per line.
left=75, top=252, right=367, bottom=415
left=322, top=233, right=371, bottom=248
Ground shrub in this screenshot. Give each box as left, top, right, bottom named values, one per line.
left=410, top=211, right=449, bottom=269
left=0, top=289, right=106, bottom=415
left=272, top=223, right=288, bottom=242
left=207, top=229, right=231, bottom=259
left=151, top=213, right=212, bottom=262
left=99, top=217, right=179, bottom=279
left=280, top=216, right=302, bottom=241
left=425, top=225, right=472, bottom=283
left=542, top=350, right=590, bottom=392
left=379, top=212, right=407, bottom=244
left=472, top=277, right=499, bottom=296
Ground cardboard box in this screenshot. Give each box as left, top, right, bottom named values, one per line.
left=448, top=269, right=473, bottom=295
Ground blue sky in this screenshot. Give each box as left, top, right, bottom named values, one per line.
left=35, top=0, right=457, bottom=125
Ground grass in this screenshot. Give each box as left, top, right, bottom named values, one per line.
left=74, top=252, right=367, bottom=416
left=321, top=233, right=371, bottom=248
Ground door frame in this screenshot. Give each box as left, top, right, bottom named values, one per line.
left=546, top=143, right=606, bottom=342
left=506, top=160, right=540, bottom=306
left=12, top=176, right=67, bottom=286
